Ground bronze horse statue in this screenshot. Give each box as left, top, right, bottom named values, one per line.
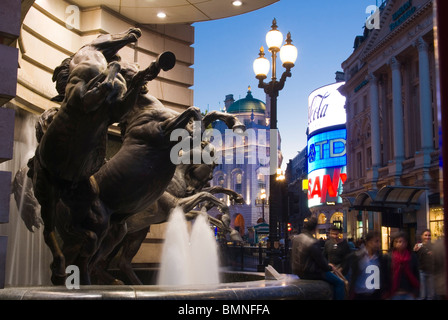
left=89, top=141, right=245, bottom=285
left=28, top=28, right=175, bottom=284
left=19, top=28, right=247, bottom=285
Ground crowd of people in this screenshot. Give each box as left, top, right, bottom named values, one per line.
left=291, top=216, right=446, bottom=300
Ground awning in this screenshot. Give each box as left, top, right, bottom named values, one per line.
left=254, top=222, right=270, bottom=234
left=343, top=185, right=428, bottom=213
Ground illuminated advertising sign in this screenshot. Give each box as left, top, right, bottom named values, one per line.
left=307, top=128, right=347, bottom=208
left=308, top=167, right=347, bottom=207
left=307, top=128, right=346, bottom=173
left=308, top=82, right=346, bottom=135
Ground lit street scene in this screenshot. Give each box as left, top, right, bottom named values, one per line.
left=0, top=0, right=447, bottom=310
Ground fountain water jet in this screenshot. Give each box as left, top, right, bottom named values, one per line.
left=189, top=212, right=220, bottom=285
left=157, top=207, right=219, bottom=286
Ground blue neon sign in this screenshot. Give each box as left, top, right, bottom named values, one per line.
left=307, top=129, right=346, bottom=173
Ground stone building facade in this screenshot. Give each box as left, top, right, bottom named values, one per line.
left=339, top=0, right=442, bottom=249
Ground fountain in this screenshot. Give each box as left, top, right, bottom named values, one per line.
left=157, top=207, right=219, bottom=286
left=158, top=208, right=219, bottom=286
left=189, top=212, right=220, bottom=285
left=0, top=28, right=333, bottom=300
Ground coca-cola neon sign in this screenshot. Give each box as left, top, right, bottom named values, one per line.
left=308, top=82, right=346, bottom=135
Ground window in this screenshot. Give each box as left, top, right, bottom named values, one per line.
left=318, top=213, right=327, bottom=224
left=429, top=207, right=444, bottom=240
left=357, top=151, right=363, bottom=178
left=366, top=147, right=372, bottom=169
left=235, top=173, right=242, bottom=194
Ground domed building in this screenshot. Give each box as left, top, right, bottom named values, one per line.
left=209, top=87, right=282, bottom=242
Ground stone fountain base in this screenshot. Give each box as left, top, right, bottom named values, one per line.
left=0, top=272, right=332, bottom=300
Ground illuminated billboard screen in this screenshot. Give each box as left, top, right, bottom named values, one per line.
left=308, top=167, right=347, bottom=207
left=307, top=128, right=346, bottom=173
left=307, top=128, right=347, bottom=208
left=308, top=82, right=346, bottom=135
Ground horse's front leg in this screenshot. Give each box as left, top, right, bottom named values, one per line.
left=82, top=62, right=121, bottom=110
left=161, top=106, right=202, bottom=136
left=176, top=191, right=227, bottom=215
left=202, top=186, right=245, bottom=204
left=202, top=111, right=246, bottom=133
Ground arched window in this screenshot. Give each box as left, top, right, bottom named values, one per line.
left=318, top=213, right=327, bottom=224
left=234, top=213, right=245, bottom=237
left=331, top=212, right=344, bottom=230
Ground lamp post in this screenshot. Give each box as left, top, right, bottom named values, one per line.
left=253, top=19, right=297, bottom=255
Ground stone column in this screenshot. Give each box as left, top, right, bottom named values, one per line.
left=390, top=56, right=405, bottom=184
left=0, top=0, right=21, bottom=289
left=369, top=73, right=381, bottom=187
left=416, top=37, right=434, bottom=172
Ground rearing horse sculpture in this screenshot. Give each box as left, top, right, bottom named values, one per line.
left=27, top=28, right=173, bottom=284
left=89, top=141, right=245, bottom=285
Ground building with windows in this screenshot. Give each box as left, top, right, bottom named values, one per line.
left=339, top=0, right=442, bottom=249
left=285, top=147, right=311, bottom=234
left=209, top=88, right=283, bottom=240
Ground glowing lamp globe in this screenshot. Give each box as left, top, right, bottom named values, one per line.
left=266, top=19, right=283, bottom=52
left=253, top=47, right=270, bottom=79
left=280, top=32, right=298, bottom=68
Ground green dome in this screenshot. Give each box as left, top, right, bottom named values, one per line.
left=226, top=89, right=266, bottom=114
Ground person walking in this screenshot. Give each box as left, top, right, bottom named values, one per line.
left=386, top=231, right=419, bottom=300
left=349, top=231, right=387, bottom=299
left=324, top=226, right=352, bottom=278
left=413, top=229, right=435, bottom=299
left=291, top=216, right=346, bottom=300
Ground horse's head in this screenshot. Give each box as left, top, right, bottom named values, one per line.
left=181, top=141, right=217, bottom=192
left=90, top=28, right=142, bottom=62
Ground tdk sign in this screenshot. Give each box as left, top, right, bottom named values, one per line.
left=308, top=129, right=347, bottom=173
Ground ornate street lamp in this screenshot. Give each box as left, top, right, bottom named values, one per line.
left=253, top=19, right=297, bottom=253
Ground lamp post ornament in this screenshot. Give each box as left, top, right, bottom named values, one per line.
left=253, top=18, right=297, bottom=260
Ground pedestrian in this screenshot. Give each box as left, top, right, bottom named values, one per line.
left=324, top=226, right=352, bottom=278
left=413, top=229, right=435, bottom=299
left=385, top=231, right=419, bottom=300
left=433, top=236, right=447, bottom=299
left=349, top=231, right=387, bottom=299
left=291, top=216, right=346, bottom=300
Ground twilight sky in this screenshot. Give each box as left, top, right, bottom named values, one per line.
left=192, top=0, right=377, bottom=169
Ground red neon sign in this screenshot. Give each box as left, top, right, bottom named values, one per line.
left=308, top=168, right=347, bottom=203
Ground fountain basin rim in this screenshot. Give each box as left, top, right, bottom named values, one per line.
left=0, top=276, right=333, bottom=300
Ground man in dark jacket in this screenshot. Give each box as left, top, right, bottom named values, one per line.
left=291, top=216, right=346, bottom=299
left=324, top=226, right=352, bottom=277
left=349, top=230, right=388, bottom=299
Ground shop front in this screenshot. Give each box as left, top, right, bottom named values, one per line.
left=344, top=185, right=440, bottom=251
